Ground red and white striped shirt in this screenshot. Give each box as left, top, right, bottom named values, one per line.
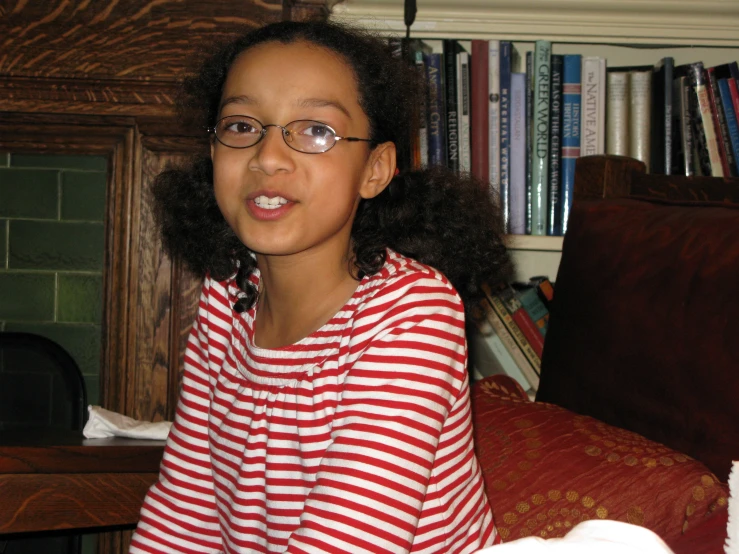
left=130, top=249, right=498, bottom=554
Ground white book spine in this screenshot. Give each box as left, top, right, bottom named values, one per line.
left=457, top=50, right=472, bottom=172
left=488, top=40, right=501, bottom=193
left=629, top=70, right=652, bottom=171
left=581, top=56, right=606, bottom=156
left=606, top=71, right=630, bottom=156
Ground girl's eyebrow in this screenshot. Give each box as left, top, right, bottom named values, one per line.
left=219, top=94, right=256, bottom=112
left=296, top=97, right=352, bottom=119
left=219, top=94, right=351, bottom=120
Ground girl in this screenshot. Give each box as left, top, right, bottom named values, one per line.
left=130, top=20, right=510, bottom=554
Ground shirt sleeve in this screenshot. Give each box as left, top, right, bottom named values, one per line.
left=285, top=273, right=483, bottom=554
left=129, top=278, right=225, bottom=554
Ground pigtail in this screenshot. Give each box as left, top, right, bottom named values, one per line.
left=151, top=155, right=259, bottom=311
left=352, top=165, right=512, bottom=320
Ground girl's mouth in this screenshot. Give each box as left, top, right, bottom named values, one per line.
left=247, top=195, right=295, bottom=221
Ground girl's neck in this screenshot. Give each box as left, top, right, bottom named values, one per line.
left=253, top=243, right=360, bottom=349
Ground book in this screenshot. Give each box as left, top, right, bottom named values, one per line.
left=629, top=69, right=652, bottom=171
left=606, top=69, right=630, bottom=156
left=470, top=40, right=490, bottom=185
left=651, top=57, right=674, bottom=175
left=443, top=39, right=462, bottom=172
left=471, top=313, right=538, bottom=390
left=672, top=75, right=695, bottom=176
left=707, top=66, right=738, bottom=176
left=531, top=40, right=552, bottom=236
left=515, top=285, right=549, bottom=337
left=547, top=54, right=563, bottom=236
left=426, top=52, right=447, bottom=167
left=495, top=283, right=546, bottom=358
left=581, top=56, right=606, bottom=157
left=407, top=40, right=433, bottom=169
left=488, top=40, right=501, bottom=193
left=719, top=78, right=739, bottom=169
left=682, top=61, right=724, bottom=177
left=509, top=72, right=527, bottom=235
left=525, top=51, right=534, bottom=235
left=499, top=41, right=519, bottom=232
left=560, top=54, right=582, bottom=234
left=457, top=48, right=472, bottom=172
left=482, top=285, right=542, bottom=378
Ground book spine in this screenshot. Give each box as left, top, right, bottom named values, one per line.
left=531, top=40, right=551, bottom=236
left=444, top=39, right=460, bottom=172
left=651, top=57, right=674, bottom=174
left=707, top=67, right=738, bottom=176
left=496, top=284, right=546, bottom=358
left=728, top=78, right=739, bottom=133
left=581, top=57, right=605, bottom=157
left=412, top=46, right=430, bottom=169
left=719, top=78, right=739, bottom=170
left=525, top=51, right=534, bottom=235
left=499, top=41, right=513, bottom=232
left=457, top=49, right=472, bottom=173
left=629, top=70, right=652, bottom=171
left=517, top=288, right=549, bottom=337
left=560, top=54, right=581, bottom=234
left=509, top=72, right=527, bottom=235
left=474, top=315, right=536, bottom=390
left=483, top=309, right=540, bottom=389
left=426, top=53, right=447, bottom=167
left=547, top=54, right=563, bottom=236
left=676, top=76, right=695, bottom=176
left=485, top=290, right=542, bottom=375
left=470, top=40, right=490, bottom=185
left=488, top=40, right=501, bottom=196
left=606, top=71, right=630, bottom=156
left=688, top=62, right=724, bottom=177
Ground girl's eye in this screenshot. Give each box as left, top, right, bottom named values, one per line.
left=223, top=119, right=259, bottom=135
left=300, top=123, right=333, bottom=138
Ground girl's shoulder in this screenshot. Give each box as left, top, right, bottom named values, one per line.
left=358, top=249, right=464, bottom=313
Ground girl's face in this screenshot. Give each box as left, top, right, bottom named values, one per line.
left=211, top=40, right=394, bottom=261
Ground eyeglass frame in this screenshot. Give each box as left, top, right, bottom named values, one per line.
left=208, top=115, right=375, bottom=154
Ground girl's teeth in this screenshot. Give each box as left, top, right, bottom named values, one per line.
left=254, top=195, right=289, bottom=209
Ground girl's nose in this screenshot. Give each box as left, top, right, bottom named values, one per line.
left=249, top=125, right=296, bottom=175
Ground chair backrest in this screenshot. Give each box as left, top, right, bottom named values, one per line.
left=0, top=332, right=88, bottom=431
left=537, top=155, right=739, bottom=482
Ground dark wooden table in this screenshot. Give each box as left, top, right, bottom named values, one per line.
left=0, top=429, right=165, bottom=535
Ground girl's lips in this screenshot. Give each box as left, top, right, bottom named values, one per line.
left=246, top=198, right=295, bottom=221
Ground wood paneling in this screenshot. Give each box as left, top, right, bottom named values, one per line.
left=1, top=0, right=282, bottom=81
left=0, top=0, right=332, bottom=549
left=0, top=473, right=158, bottom=533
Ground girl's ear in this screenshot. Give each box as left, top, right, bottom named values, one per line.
left=359, top=141, right=397, bottom=199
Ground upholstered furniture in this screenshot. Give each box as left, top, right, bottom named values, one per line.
left=471, top=155, right=739, bottom=553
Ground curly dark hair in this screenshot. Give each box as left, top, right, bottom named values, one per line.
left=153, top=20, right=511, bottom=319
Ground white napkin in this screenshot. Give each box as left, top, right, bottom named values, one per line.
left=727, top=461, right=739, bottom=554
left=83, top=405, right=172, bottom=440
left=477, top=520, right=674, bottom=553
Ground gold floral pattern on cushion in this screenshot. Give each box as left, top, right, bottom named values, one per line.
left=471, top=376, right=728, bottom=544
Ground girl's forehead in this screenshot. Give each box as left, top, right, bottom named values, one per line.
left=226, top=41, right=358, bottom=96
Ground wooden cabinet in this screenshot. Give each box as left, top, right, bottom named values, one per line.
left=0, top=3, right=331, bottom=550
left=331, top=0, right=739, bottom=281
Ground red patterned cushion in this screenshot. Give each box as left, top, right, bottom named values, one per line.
left=471, top=377, right=729, bottom=544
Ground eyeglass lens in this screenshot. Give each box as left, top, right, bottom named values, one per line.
left=215, top=116, right=336, bottom=153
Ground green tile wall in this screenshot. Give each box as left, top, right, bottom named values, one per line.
left=0, top=153, right=108, bottom=412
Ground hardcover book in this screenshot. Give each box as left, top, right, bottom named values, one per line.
left=531, top=40, right=552, bottom=236
left=470, top=40, right=490, bottom=186
left=560, top=54, right=581, bottom=234
left=547, top=54, right=563, bottom=236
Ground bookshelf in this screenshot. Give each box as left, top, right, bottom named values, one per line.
left=332, top=0, right=739, bottom=282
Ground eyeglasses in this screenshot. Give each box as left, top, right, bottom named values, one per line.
left=209, top=115, right=374, bottom=154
